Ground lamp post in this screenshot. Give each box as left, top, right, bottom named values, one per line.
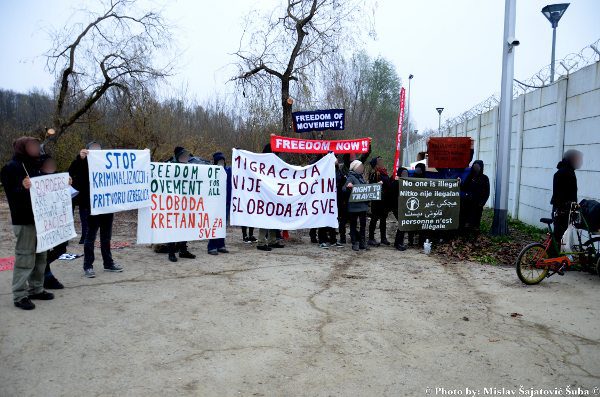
left=491, top=0, right=517, bottom=236
left=436, top=107, right=444, bottom=134
left=541, top=3, right=569, bottom=83
left=405, top=74, right=414, bottom=152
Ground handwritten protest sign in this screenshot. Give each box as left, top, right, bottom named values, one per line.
left=292, top=109, right=345, bottom=133
left=88, top=149, right=151, bottom=215
left=30, top=173, right=77, bottom=253
left=349, top=184, right=382, bottom=202
left=270, top=135, right=370, bottom=154
left=427, top=137, right=472, bottom=168
left=137, top=163, right=226, bottom=244
left=397, top=178, right=460, bottom=231
left=230, top=149, right=338, bottom=229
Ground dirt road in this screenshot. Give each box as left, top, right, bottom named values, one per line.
left=1, top=208, right=599, bottom=396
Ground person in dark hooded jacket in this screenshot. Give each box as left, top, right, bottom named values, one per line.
left=1, top=137, right=54, bottom=309
left=207, top=152, right=231, bottom=255
left=338, top=143, right=371, bottom=243
left=461, top=160, right=490, bottom=231
left=343, top=160, right=371, bottom=251
left=367, top=156, right=392, bottom=246
left=549, top=150, right=583, bottom=256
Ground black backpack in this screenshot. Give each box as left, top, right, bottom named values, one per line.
left=578, top=199, right=600, bottom=231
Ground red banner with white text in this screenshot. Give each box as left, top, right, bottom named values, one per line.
left=392, top=87, right=406, bottom=178
left=271, top=135, right=370, bottom=154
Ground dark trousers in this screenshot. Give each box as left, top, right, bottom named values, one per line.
left=83, top=213, right=114, bottom=270
left=46, top=242, right=67, bottom=276
left=369, top=208, right=390, bottom=241
left=318, top=227, right=337, bottom=244
left=338, top=206, right=348, bottom=241
left=168, top=241, right=188, bottom=254
left=242, top=227, right=254, bottom=238
left=349, top=211, right=367, bottom=244
left=208, top=238, right=225, bottom=251
left=550, top=206, right=569, bottom=257
left=309, top=228, right=318, bottom=242
left=392, top=209, right=419, bottom=247
left=79, top=207, right=90, bottom=242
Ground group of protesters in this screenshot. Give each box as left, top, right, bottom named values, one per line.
left=2, top=135, right=496, bottom=311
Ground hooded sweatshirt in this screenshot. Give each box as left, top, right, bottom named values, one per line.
left=68, top=141, right=98, bottom=210
left=343, top=170, right=369, bottom=213
left=462, top=160, right=490, bottom=207
left=551, top=156, right=578, bottom=209
left=0, top=137, right=42, bottom=224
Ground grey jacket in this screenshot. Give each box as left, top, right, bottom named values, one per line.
left=343, top=171, right=369, bottom=213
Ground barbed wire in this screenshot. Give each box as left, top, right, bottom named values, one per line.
left=415, top=38, right=600, bottom=142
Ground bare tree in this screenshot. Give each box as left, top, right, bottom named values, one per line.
left=233, top=0, right=372, bottom=135
left=44, top=0, right=174, bottom=144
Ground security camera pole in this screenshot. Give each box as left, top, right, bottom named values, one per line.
left=491, top=0, right=517, bottom=236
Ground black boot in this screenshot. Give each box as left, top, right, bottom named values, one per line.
left=168, top=253, right=178, bottom=262
left=44, top=275, right=64, bottom=290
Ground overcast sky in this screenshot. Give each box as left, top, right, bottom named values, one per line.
left=1, top=0, right=598, bottom=130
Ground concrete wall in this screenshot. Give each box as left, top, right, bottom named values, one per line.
left=404, top=61, right=600, bottom=228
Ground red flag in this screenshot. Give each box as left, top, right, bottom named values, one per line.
left=392, top=87, right=406, bottom=178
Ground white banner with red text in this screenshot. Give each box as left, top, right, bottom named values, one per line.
left=230, top=149, right=338, bottom=229
left=137, top=163, right=227, bottom=244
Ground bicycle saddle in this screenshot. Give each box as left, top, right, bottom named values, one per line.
left=540, top=218, right=554, bottom=225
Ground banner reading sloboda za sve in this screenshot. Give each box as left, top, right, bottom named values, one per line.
left=230, top=149, right=338, bottom=230
left=137, top=163, right=226, bottom=244
left=87, top=149, right=151, bottom=215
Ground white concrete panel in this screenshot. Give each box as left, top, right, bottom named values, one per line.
left=564, top=116, right=600, bottom=145
left=566, top=88, right=600, bottom=121
left=566, top=63, right=600, bottom=98
left=522, top=125, right=556, bottom=149
left=523, top=103, right=558, bottom=130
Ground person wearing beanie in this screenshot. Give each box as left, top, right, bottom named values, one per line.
left=207, top=152, right=232, bottom=255
left=367, top=156, right=392, bottom=247
left=166, top=146, right=197, bottom=262
left=1, top=137, right=54, bottom=309
left=39, top=155, right=66, bottom=290
left=343, top=160, right=370, bottom=251
left=69, top=141, right=123, bottom=277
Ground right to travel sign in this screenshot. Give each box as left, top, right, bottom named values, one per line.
left=397, top=178, right=460, bottom=231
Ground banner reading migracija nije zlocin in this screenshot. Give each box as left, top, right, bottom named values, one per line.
left=137, top=162, right=226, bottom=244
left=230, top=149, right=338, bottom=230
left=397, top=178, right=460, bottom=231
left=87, top=149, right=151, bottom=215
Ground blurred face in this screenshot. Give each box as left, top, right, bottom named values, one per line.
left=355, top=164, right=364, bottom=174
left=400, top=170, right=409, bottom=178
left=88, top=143, right=102, bottom=150
left=376, top=157, right=384, bottom=168
left=414, top=167, right=423, bottom=175
left=25, top=141, right=41, bottom=158
left=41, top=159, right=57, bottom=174
left=573, top=154, right=583, bottom=170
left=178, top=153, right=190, bottom=163
left=217, top=159, right=225, bottom=167
left=472, top=163, right=481, bottom=174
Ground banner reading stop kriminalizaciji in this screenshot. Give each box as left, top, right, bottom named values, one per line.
left=230, top=149, right=338, bottom=229
left=30, top=173, right=77, bottom=253
left=137, top=163, right=226, bottom=244
left=87, top=149, right=151, bottom=215
left=397, top=178, right=460, bottom=231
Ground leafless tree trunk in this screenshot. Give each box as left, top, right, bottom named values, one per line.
left=44, top=0, right=173, bottom=146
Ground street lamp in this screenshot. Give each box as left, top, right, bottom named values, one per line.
left=436, top=107, right=444, bottom=133
left=541, top=3, right=569, bottom=83
left=405, top=74, right=414, bottom=153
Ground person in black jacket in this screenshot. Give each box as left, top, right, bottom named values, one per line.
left=549, top=150, right=583, bottom=256
left=392, top=167, right=410, bottom=251
left=461, top=160, right=490, bottom=232
left=69, top=142, right=123, bottom=278
left=1, top=137, right=54, bottom=310
left=338, top=144, right=371, bottom=243
left=367, top=156, right=392, bottom=246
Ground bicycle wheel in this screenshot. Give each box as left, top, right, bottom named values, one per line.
left=516, top=243, right=550, bottom=285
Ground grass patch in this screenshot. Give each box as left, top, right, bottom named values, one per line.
left=434, top=208, right=546, bottom=266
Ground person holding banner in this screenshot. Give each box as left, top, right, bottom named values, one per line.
left=343, top=160, right=370, bottom=252
left=167, top=146, right=197, bottom=262
left=339, top=147, right=371, bottom=243
left=392, top=167, right=410, bottom=251
left=70, top=143, right=123, bottom=277
left=367, top=156, right=392, bottom=247
left=1, top=137, right=54, bottom=310
left=207, top=152, right=231, bottom=255
left=69, top=141, right=101, bottom=244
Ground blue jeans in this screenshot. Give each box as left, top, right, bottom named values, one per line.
left=207, top=238, right=225, bottom=251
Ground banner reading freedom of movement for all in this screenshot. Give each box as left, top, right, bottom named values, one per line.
left=230, top=149, right=338, bottom=229
left=397, top=178, right=460, bottom=231
left=30, top=173, right=77, bottom=253
left=88, top=149, right=151, bottom=215
left=349, top=184, right=382, bottom=202
left=292, top=109, right=345, bottom=133
left=271, top=135, right=370, bottom=154
left=137, top=163, right=226, bottom=244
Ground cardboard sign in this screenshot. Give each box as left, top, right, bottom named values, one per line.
left=292, top=109, right=345, bottom=133
left=30, top=173, right=77, bottom=253
left=271, top=135, right=370, bottom=154
left=88, top=149, right=151, bottom=215
left=427, top=137, right=472, bottom=169
left=137, top=163, right=226, bottom=244
left=349, top=184, right=382, bottom=202
left=230, top=149, right=338, bottom=230
left=397, top=178, right=460, bottom=231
